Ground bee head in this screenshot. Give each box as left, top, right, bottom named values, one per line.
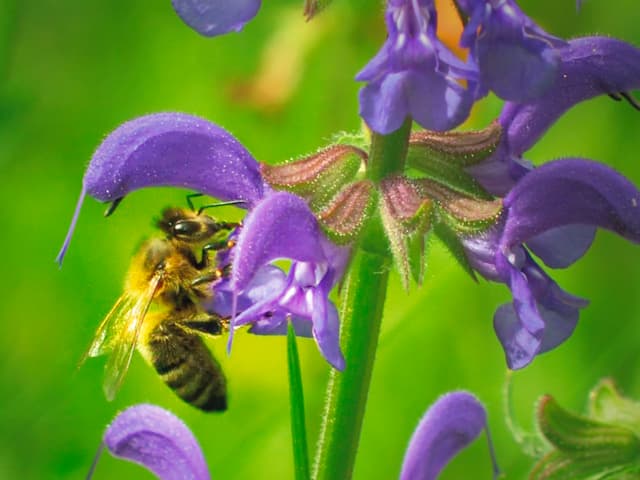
left=157, top=207, right=218, bottom=243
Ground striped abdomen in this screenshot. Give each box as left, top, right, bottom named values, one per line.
left=143, top=320, right=227, bottom=412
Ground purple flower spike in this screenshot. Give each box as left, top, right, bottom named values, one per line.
left=501, top=37, right=640, bottom=157
left=171, top=0, right=261, bottom=37
left=356, top=0, right=476, bottom=134
left=400, top=391, right=498, bottom=480
left=57, top=112, right=264, bottom=265
left=100, top=404, right=210, bottom=480
left=459, top=0, right=564, bottom=101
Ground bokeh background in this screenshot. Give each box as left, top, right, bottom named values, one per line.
left=2, top=0, right=640, bottom=478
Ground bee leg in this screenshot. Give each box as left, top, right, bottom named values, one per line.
left=196, top=240, right=234, bottom=269
left=182, top=314, right=229, bottom=337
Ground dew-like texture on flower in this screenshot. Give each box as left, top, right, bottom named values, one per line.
left=464, top=158, right=640, bottom=369
left=56, top=112, right=264, bottom=265
left=356, top=0, right=476, bottom=134
left=458, top=0, right=564, bottom=101
left=103, top=404, right=210, bottom=480
left=171, top=0, right=261, bottom=37
left=400, top=391, right=489, bottom=480
left=226, top=191, right=349, bottom=370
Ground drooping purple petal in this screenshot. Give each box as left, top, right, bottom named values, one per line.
left=503, top=158, right=640, bottom=249
left=230, top=191, right=325, bottom=292
left=526, top=224, right=596, bottom=269
left=501, top=37, right=640, bottom=156
left=102, top=404, right=210, bottom=480
left=493, top=252, right=587, bottom=369
left=400, top=391, right=496, bottom=480
left=171, top=0, right=261, bottom=37
left=459, top=0, right=563, bottom=102
left=57, top=113, right=264, bottom=265
left=231, top=260, right=346, bottom=370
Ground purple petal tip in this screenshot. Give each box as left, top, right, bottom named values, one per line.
left=400, top=391, right=496, bottom=480
left=56, top=186, right=86, bottom=267
left=103, top=404, right=210, bottom=480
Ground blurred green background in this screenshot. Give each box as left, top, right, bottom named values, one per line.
left=1, top=0, right=640, bottom=478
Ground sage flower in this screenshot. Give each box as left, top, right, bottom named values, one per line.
left=57, top=112, right=346, bottom=369
left=356, top=0, right=477, bottom=134
left=463, top=159, right=640, bottom=369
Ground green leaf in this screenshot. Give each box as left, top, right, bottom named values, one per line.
left=287, top=322, right=311, bottom=480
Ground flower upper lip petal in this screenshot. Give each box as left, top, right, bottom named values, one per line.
left=85, top=112, right=264, bottom=206
left=102, top=404, right=210, bottom=480
left=399, top=391, right=495, bottom=480
left=501, top=36, right=640, bottom=157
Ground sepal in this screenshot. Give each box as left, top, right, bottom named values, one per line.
left=530, top=394, right=640, bottom=480
left=304, top=0, right=333, bottom=19
left=589, top=379, right=640, bottom=438
left=417, top=179, right=503, bottom=234
left=317, top=180, right=377, bottom=244
left=261, top=145, right=366, bottom=211
left=379, top=176, right=433, bottom=289
left=408, top=121, right=502, bottom=168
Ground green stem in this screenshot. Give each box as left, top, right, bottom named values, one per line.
left=288, top=322, right=311, bottom=480
left=313, top=249, right=390, bottom=480
left=367, top=118, right=412, bottom=182
left=313, top=122, right=411, bottom=480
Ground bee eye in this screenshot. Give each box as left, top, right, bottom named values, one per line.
left=173, top=220, right=200, bottom=237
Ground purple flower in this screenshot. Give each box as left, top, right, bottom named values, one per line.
left=171, top=0, right=261, bottom=37
left=400, top=391, right=499, bottom=480
left=464, top=159, right=640, bottom=369
left=457, top=0, right=565, bottom=102
left=58, top=112, right=346, bottom=369
left=469, top=36, right=640, bottom=196
left=356, top=0, right=477, bottom=134
left=89, top=404, right=210, bottom=480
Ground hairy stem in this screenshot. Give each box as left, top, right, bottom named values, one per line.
left=313, top=121, right=411, bottom=479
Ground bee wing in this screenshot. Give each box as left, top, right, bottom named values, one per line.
left=101, top=271, right=164, bottom=401
left=80, top=294, right=137, bottom=363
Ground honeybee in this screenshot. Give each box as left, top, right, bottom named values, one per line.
left=82, top=202, right=240, bottom=412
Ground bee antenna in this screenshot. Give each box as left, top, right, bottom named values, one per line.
left=186, top=192, right=204, bottom=211
left=197, top=200, right=246, bottom=215
left=104, top=197, right=124, bottom=217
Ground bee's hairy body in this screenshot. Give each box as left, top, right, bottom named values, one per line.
left=84, top=207, right=237, bottom=412
left=139, top=312, right=227, bottom=412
